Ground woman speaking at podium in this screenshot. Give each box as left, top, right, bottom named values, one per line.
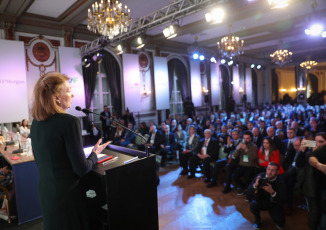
left=30, top=72, right=109, bottom=230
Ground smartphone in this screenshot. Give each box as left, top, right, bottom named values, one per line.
left=301, top=140, right=316, bottom=148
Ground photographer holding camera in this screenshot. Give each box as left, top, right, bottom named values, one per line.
left=247, top=162, right=286, bottom=230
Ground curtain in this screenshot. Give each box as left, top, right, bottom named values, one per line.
left=102, top=51, right=122, bottom=115
left=82, top=55, right=98, bottom=109
left=271, top=68, right=279, bottom=103
left=167, top=60, right=174, bottom=99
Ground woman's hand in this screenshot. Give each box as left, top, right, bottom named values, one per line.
left=92, top=139, right=111, bottom=155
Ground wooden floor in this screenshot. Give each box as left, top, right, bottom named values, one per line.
left=0, top=163, right=309, bottom=230
left=157, top=163, right=309, bottom=230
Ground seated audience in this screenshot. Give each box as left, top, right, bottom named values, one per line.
left=112, top=125, right=125, bottom=145
left=207, top=129, right=241, bottom=188
left=179, top=125, right=200, bottom=175
left=188, top=129, right=218, bottom=183
left=252, top=127, right=263, bottom=149
left=146, top=125, right=163, bottom=155
left=160, top=125, right=176, bottom=166
left=19, top=119, right=30, bottom=138
left=258, top=137, right=284, bottom=174
left=174, top=124, right=187, bottom=156
left=223, top=131, right=258, bottom=194
left=248, top=162, right=286, bottom=230
left=119, top=122, right=136, bottom=147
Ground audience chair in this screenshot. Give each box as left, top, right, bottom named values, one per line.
left=0, top=183, right=12, bottom=223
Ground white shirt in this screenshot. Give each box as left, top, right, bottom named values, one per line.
left=188, top=134, right=195, bottom=145
left=19, top=126, right=30, bottom=136
left=264, top=149, right=269, bottom=161
left=201, top=138, right=210, bottom=155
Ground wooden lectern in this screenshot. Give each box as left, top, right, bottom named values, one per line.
left=82, top=144, right=159, bottom=230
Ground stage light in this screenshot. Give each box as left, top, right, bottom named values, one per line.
left=193, top=53, right=199, bottom=60
left=199, top=55, right=205, bottom=61
left=116, top=44, right=124, bottom=54
left=228, top=60, right=233, bottom=66
left=322, top=31, right=326, bottom=38
left=221, top=59, right=226, bottom=64
left=136, top=36, right=145, bottom=49
left=251, top=64, right=255, bottom=68
left=210, top=57, right=217, bottom=63
left=257, top=65, right=261, bottom=69
left=305, top=23, right=324, bottom=36
left=205, top=8, right=224, bottom=24
left=163, top=23, right=180, bottom=39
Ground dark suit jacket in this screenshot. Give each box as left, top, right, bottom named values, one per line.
left=281, top=139, right=294, bottom=156
left=147, top=131, right=163, bottom=153
left=100, top=111, right=111, bottom=128
left=162, top=132, right=176, bottom=149
left=260, top=128, right=267, bottom=137
left=185, top=134, right=200, bottom=154
left=196, top=137, right=219, bottom=161
left=252, top=135, right=263, bottom=149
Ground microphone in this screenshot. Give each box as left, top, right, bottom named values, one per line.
left=75, top=106, right=150, bottom=157
left=75, top=106, right=91, bottom=114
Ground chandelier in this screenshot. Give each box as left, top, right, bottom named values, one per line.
left=270, top=49, right=292, bottom=66
left=217, top=35, right=244, bottom=58
left=87, top=0, right=132, bottom=40
left=300, top=60, right=318, bottom=70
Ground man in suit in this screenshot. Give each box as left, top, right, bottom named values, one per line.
left=267, top=126, right=282, bottom=152
left=252, top=127, right=263, bottom=149
left=188, top=129, right=218, bottom=183
left=100, top=105, right=111, bottom=141
left=281, top=137, right=308, bottom=216
left=207, top=128, right=241, bottom=188
left=281, top=128, right=296, bottom=159
left=248, top=162, right=286, bottom=230
left=147, top=125, right=163, bottom=155
left=259, top=120, right=268, bottom=137
left=291, top=121, right=304, bottom=137
left=160, top=125, right=176, bottom=166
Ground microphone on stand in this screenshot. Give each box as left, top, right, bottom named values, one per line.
left=75, top=106, right=149, bottom=157
left=76, top=106, right=103, bottom=140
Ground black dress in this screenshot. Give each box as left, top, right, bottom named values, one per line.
left=30, top=113, right=98, bottom=230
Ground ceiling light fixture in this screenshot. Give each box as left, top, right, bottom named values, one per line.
left=136, top=36, right=145, bottom=49
left=300, top=59, right=318, bottom=71
left=270, top=40, right=292, bottom=66
left=205, top=8, right=225, bottom=24
left=163, top=22, right=180, bottom=39
left=87, top=0, right=132, bottom=40
left=217, top=29, right=244, bottom=58
left=268, top=0, right=289, bottom=9
left=304, top=0, right=326, bottom=37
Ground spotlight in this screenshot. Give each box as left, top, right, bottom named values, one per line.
left=228, top=60, right=233, bottom=66
left=257, top=65, right=261, bottom=69
left=116, top=44, right=124, bottom=55
left=82, top=56, right=91, bottom=68
left=163, top=23, right=180, bottom=39
left=322, top=31, right=326, bottom=38
left=136, top=36, right=145, bottom=49
left=210, top=57, right=217, bottom=63
left=193, top=53, right=199, bottom=60
left=221, top=59, right=226, bottom=64
left=199, top=55, right=205, bottom=61
left=305, top=23, right=324, bottom=36
left=205, top=8, right=224, bottom=24
left=251, top=64, right=255, bottom=68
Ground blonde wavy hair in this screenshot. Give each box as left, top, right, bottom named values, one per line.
left=31, top=72, right=69, bottom=121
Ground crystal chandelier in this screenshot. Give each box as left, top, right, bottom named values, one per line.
left=300, top=60, right=318, bottom=70
left=217, top=35, right=244, bottom=58
left=87, top=0, right=132, bottom=40
left=270, top=49, right=292, bottom=66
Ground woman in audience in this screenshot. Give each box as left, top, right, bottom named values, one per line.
left=174, top=124, right=186, bottom=156
left=258, top=137, right=284, bottom=174
left=179, top=125, right=200, bottom=175
left=19, top=119, right=30, bottom=138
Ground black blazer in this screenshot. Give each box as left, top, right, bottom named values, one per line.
left=162, top=132, right=176, bottom=148
left=147, top=131, right=163, bottom=152
left=252, top=135, right=263, bottom=149
left=196, top=137, right=219, bottom=161
left=100, top=111, right=111, bottom=127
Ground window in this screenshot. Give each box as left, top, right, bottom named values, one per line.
left=170, top=73, right=183, bottom=117
left=88, top=62, right=112, bottom=125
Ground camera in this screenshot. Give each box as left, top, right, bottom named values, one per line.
left=258, top=177, right=269, bottom=189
